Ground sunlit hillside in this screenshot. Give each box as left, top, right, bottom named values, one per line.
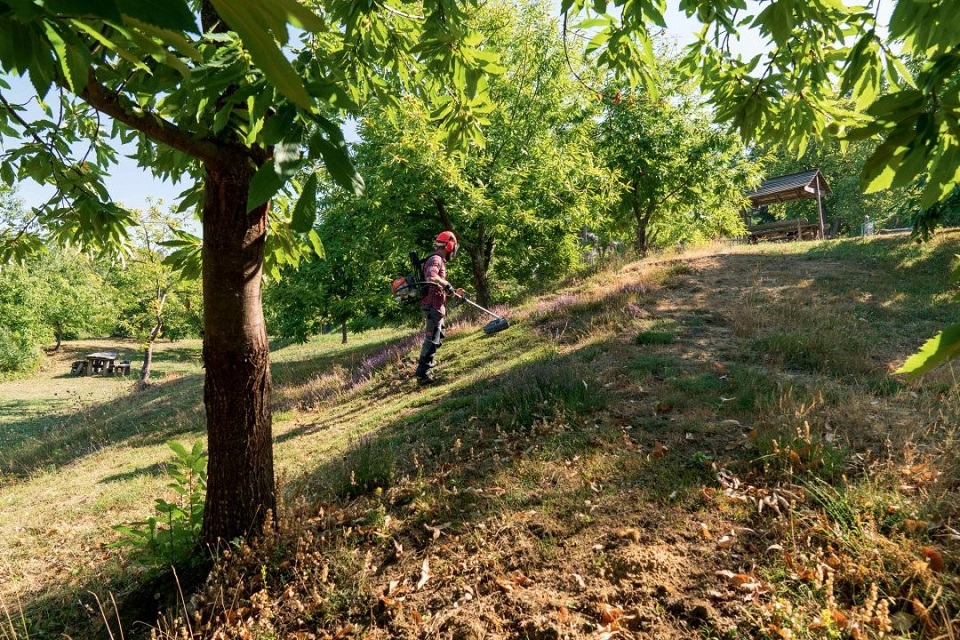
left=2, top=234, right=960, bottom=639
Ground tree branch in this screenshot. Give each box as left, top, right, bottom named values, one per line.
left=80, top=69, right=222, bottom=163
left=433, top=196, right=455, bottom=231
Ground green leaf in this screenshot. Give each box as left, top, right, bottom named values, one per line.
left=291, top=172, right=318, bottom=233
left=247, top=162, right=285, bottom=212
left=167, top=440, right=188, bottom=459
left=125, top=17, right=201, bottom=62
left=247, top=145, right=303, bottom=211
left=115, top=0, right=197, bottom=33
left=42, top=22, right=88, bottom=93
left=895, top=322, right=960, bottom=377
left=11, top=24, right=37, bottom=75
left=268, top=0, right=325, bottom=33
left=307, top=228, right=323, bottom=258
left=261, top=104, right=297, bottom=145
left=305, top=115, right=364, bottom=195
left=208, top=0, right=315, bottom=111
left=43, top=0, right=122, bottom=21
left=71, top=19, right=150, bottom=72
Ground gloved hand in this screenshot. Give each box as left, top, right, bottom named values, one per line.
left=443, top=283, right=455, bottom=294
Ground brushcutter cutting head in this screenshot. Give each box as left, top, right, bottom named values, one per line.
left=483, top=317, right=511, bottom=334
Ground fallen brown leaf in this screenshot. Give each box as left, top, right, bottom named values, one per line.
left=648, top=442, right=669, bottom=460
left=512, top=573, right=534, bottom=588
left=599, top=603, right=624, bottom=624
left=831, top=610, right=848, bottom=628
left=716, top=534, right=735, bottom=549
left=416, top=559, right=431, bottom=591
left=922, top=547, right=945, bottom=572
left=912, top=598, right=939, bottom=636
left=904, top=518, right=928, bottom=533
left=616, top=528, right=641, bottom=543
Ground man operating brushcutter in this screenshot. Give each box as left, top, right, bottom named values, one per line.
left=415, top=231, right=464, bottom=385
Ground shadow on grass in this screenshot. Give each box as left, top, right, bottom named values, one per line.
left=271, top=332, right=420, bottom=387
left=0, top=334, right=419, bottom=478
left=12, top=241, right=960, bottom=639
left=0, top=373, right=206, bottom=477
left=101, top=462, right=166, bottom=484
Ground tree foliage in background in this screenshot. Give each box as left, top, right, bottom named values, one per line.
left=596, top=61, right=762, bottom=252
left=333, top=0, right=616, bottom=308
left=264, top=187, right=397, bottom=344
left=105, top=206, right=203, bottom=386
left=0, top=189, right=113, bottom=372
left=0, top=251, right=113, bottom=373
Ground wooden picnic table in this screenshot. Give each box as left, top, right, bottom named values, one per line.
left=85, top=351, right=118, bottom=376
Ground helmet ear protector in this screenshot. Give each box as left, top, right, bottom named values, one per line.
left=435, top=231, right=458, bottom=259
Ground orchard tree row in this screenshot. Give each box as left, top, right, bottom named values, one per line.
left=0, top=194, right=202, bottom=376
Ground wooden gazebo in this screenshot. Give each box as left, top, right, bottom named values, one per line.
left=746, top=169, right=832, bottom=240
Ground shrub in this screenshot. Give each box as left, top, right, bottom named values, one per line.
left=111, top=440, right=207, bottom=569
left=0, top=327, right=42, bottom=374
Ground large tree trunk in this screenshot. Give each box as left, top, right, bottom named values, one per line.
left=200, top=152, right=276, bottom=548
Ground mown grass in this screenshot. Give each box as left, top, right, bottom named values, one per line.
left=3, top=233, right=960, bottom=639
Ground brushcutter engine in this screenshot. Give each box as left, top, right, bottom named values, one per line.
left=391, top=275, right=422, bottom=305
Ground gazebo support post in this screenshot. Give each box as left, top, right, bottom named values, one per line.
left=815, top=179, right=825, bottom=239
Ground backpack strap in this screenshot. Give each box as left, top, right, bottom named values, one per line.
left=409, top=251, right=425, bottom=283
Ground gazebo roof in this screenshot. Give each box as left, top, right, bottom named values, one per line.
left=747, top=169, right=832, bottom=208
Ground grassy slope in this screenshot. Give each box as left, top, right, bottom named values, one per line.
left=2, top=234, right=960, bottom=639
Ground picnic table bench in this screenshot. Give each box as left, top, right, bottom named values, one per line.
left=747, top=219, right=822, bottom=243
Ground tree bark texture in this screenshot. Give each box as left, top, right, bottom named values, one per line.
left=139, top=345, right=153, bottom=385
left=200, top=152, right=276, bottom=547
left=632, top=193, right=653, bottom=254
left=139, top=292, right=166, bottom=386
left=466, top=237, right=494, bottom=309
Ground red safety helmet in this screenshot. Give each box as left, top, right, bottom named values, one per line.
left=435, top=230, right=458, bottom=259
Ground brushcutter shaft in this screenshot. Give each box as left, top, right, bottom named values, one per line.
left=454, top=293, right=505, bottom=321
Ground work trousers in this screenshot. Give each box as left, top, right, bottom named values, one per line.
left=417, top=307, right=445, bottom=375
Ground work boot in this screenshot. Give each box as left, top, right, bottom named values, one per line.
left=416, top=369, right=436, bottom=385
